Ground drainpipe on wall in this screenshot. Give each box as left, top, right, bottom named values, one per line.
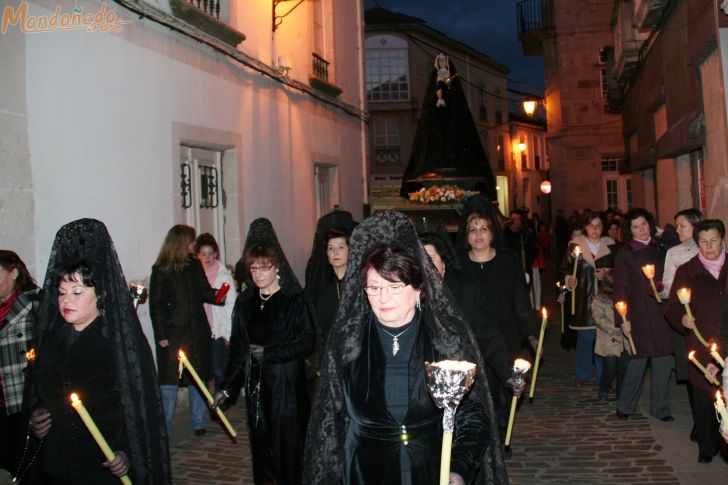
left=355, top=0, right=369, bottom=212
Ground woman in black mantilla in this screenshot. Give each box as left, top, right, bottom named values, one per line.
left=303, top=211, right=507, bottom=485
left=305, top=210, right=356, bottom=349
left=215, top=218, right=315, bottom=485
left=28, top=218, right=170, bottom=484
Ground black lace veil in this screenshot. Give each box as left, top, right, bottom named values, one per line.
left=303, top=211, right=507, bottom=484
left=239, top=218, right=302, bottom=299
left=35, top=218, right=171, bottom=484
left=304, top=210, right=357, bottom=303
left=414, top=216, right=462, bottom=272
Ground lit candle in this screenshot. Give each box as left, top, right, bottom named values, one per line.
left=715, top=391, right=728, bottom=432
left=688, top=351, right=721, bottom=386
left=571, top=246, right=581, bottom=315
left=614, top=301, right=637, bottom=355
left=641, top=264, right=662, bottom=303
left=710, top=343, right=725, bottom=368
left=529, top=308, right=548, bottom=399
left=505, top=359, right=531, bottom=446
left=70, top=393, right=132, bottom=485
left=676, top=288, right=709, bottom=348
left=178, top=350, right=237, bottom=438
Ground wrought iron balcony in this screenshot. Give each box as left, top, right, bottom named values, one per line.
left=309, top=53, right=342, bottom=97
left=516, top=0, right=554, bottom=56
left=169, top=0, right=245, bottom=47
left=312, top=53, right=330, bottom=82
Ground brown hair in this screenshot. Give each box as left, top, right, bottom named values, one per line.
left=195, top=233, right=220, bottom=256
left=359, top=245, right=423, bottom=290
left=466, top=212, right=493, bottom=229
left=599, top=269, right=614, bottom=296
left=243, top=244, right=279, bottom=269
left=155, top=224, right=196, bottom=272
left=0, top=250, right=37, bottom=292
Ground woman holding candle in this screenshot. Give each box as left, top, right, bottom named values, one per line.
left=216, top=218, right=315, bottom=485
left=29, top=219, right=170, bottom=484
left=151, top=224, right=220, bottom=436
left=194, top=233, right=235, bottom=393
left=613, top=208, right=674, bottom=422
left=665, top=219, right=726, bottom=463
left=303, top=211, right=506, bottom=485
left=0, top=251, right=40, bottom=478
left=561, top=212, right=617, bottom=387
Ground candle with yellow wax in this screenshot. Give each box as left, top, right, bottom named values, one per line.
left=715, top=391, right=728, bottom=432
left=571, top=246, right=581, bottom=315
left=688, top=351, right=721, bottom=386
left=556, top=282, right=564, bottom=334
left=641, top=264, right=661, bottom=303
left=528, top=308, right=548, bottom=400
left=614, top=301, right=637, bottom=355
left=710, top=343, right=725, bottom=368
left=178, top=350, right=237, bottom=438
left=676, top=288, right=709, bottom=348
left=70, top=393, right=132, bottom=485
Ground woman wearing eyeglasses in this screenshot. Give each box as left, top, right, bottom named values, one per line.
left=304, top=212, right=506, bottom=485
left=215, top=218, right=315, bottom=485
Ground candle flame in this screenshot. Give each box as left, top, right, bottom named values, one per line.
left=513, top=358, right=531, bottom=372
left=641, top=264, right=655, bottom=279
left=541, top=307, right=548, bottom=319
left=430, top=360, right=476, bottom=372
left=25, top=348, right=36, bottom=362
left=178, top=349, right=185, bottom=359
left=573, top=246, right=582, bottom=256
left=556, top=281, right=562, bottom=289
left=688, top=350, right=696, bottom=359
left=717, top=391, right=722, bottom=400
left=70, top=393, right=80, bottom=404
left=677, top=287, right=691, bottom=304
left=615, top=301, right=627, bottom=316
left=711, top=343, right=718, bottom=352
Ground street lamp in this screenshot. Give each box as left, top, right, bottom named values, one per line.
left=522, top=96, right=542, bottom=117
left=518, top=136, right=527, bottom=152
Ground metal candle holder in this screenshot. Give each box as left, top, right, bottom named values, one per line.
left=129, top=283, right=148, bottom=309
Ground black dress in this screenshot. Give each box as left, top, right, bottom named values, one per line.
left=35, top=318, right=127, bottom=484
left=315, top=275, right=343, bottom=346
left=222, top=290, right=315, bottom=485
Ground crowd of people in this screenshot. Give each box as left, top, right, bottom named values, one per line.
left=1, top=198, right=728, bottom=484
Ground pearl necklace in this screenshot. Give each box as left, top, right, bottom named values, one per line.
left=259, top=288, right=278, bottom=310
left=379, top=324, right=413, bottom=357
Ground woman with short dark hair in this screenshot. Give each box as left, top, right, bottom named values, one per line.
left=613, top=208, right=674, bottom=421
left=665, top=219, right=726, bottom=463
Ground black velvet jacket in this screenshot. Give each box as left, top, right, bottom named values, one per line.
left=339, top=314, right=489, bottom=484
left=35, top=318, right=127, bottom=480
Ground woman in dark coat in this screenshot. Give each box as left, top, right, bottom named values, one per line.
left=665, top=219, right=726, bottom=463
left=30, top=219, right=170, bottom=484
left=150, top=224, right=218, bottom=435
left=216, top=218, right=315, bottom=485
left=303, top=211, right=507, bottom=485
left=613, top=208, right=674, bottom=421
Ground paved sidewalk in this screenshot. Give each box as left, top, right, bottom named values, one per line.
left=506, top=272, right=727, bottom=484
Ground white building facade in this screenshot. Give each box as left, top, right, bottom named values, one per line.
left=1, top=0, right=367, bottom=340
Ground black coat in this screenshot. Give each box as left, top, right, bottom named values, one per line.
left=460, top=250, right=536, bottom=360
left=35, top=318, right=127, bottom=482
left=221, top=290, right=315, bottom=485
left=445, top=269, right=510, bottom=385
left=150, top=258, right=216, bottom=385
left=340, top=315, right=488, bottom=484
left=613, top=240, right=674, bottom=358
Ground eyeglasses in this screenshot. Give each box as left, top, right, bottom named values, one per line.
left=249, top=264, right=274, bottom=273
left=363, top=283, right=407, bottom=296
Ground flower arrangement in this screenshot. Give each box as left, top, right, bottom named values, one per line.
left=408, top=185, right=468, bottom=204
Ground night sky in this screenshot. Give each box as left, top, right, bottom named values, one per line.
left=364, top=0, right=545, bottom=93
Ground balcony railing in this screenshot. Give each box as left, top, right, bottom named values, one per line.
left=312, top=53, right=330, bottom=82
left=169, top=0, right=245, bottom=47
left=516, top=0, right=554, bottom=35
left=182, top=0, right=221, bottom=19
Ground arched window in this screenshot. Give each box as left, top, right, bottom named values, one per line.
left=365, top=35, right=410, bottom=101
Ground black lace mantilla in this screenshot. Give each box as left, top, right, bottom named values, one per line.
left=303, top=211, right=507, bottom=484
left=34, top=218, right=171, bottom=484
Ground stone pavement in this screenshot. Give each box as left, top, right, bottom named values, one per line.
left=506, top=272, right=728, bottom=484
